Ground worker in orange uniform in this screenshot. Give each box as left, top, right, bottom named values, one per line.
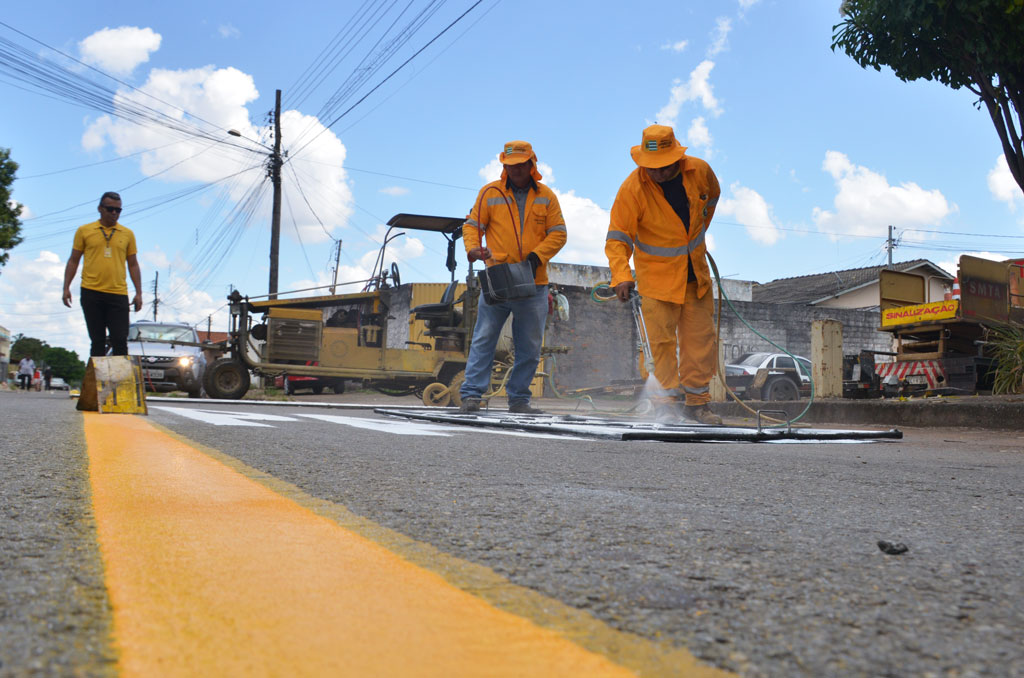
left=459, top=141, right=567, bottom=414
left=605, top=125, right=722, bottom=425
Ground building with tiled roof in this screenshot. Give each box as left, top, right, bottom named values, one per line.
left=751, top=259, right=953, bottom=308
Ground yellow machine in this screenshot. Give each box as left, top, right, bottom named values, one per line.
left=204, top=214, right=479, bottom=404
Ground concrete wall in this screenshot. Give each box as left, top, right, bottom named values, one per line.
left=544, top=288, right=894, bottom=392
left=548, top=262, right=754, bottom=302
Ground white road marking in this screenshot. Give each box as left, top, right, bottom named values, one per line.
left=150, top=406, right=587, bottom=440
left=149, top=406, right=300, bottom=427
left=296, top=413, right=453, bottom=436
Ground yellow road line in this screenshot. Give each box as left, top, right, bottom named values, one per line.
left=86, top=413, right=732, bottom=677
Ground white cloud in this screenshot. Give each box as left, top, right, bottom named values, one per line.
left=717, top=183, right=781, bottom=245
left=987, top=154, right=1024, bottom=211
left=218, top=24, right=241, bottom=39
left=685, top=116, right=712, bottom=155
left=655, top=60, right=721, bottom=128
left=812, top=151, right=954, bottom=239
left=0, top=250, right=92, bottom=359
left=549, top=189, right=610, bottom=265
left=379, top=186, right=409, bottom=197
left=707, top=17, right=732, bottom=57
left=78, top=27, right=161, bottom=76
left=661, top=40, right=688, bottom=52
left=83, top=64, right=354, bottom=245
left=738, top=0, right=761, bottom=14
left=937, top=251, right=1007, bottom=279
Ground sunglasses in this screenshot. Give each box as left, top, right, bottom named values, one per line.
left=102, top=206, right=123, bottom=213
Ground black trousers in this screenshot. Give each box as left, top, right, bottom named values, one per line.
left=80, top=287, right=130, bottom=356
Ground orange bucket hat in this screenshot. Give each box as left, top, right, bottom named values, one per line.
left=630, top=125, right=687, bottom=169
left=499, top=140, right=543, bottom=181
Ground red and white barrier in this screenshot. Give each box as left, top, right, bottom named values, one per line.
left=875, top=360, right=946, bottom=389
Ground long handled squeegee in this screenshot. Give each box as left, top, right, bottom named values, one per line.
left=630, top=290, right=656, bottom=374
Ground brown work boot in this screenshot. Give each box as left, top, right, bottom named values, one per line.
left=508, top=401, right=545, bottom=415
left=682, top=404, right=723, bottom=426
left=459, top=398, right=482, bottom=413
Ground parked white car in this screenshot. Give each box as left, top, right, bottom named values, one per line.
left=126, top=321, right=206, bottom=397
left=724, top=352, right=812, bottom=401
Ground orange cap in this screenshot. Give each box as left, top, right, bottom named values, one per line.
left=499, top=140, right=543, bottom=182
left=630, top=125, right=687, bottom=168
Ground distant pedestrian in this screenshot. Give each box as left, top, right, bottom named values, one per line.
left=17, top=355, right=34, bottom=391
left=43, top=365, right=52, bottom=390
left=62, top=192, right=143, bottom=356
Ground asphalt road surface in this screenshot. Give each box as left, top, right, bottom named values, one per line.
left=2, top=390, right=1022, bottom=677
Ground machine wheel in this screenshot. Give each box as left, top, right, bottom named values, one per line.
left=312, top=385, right=325, bottom=395
left=422, top=382, right=450, bottom=407
left=447, top=370, right=465, bottom=407
left=332, top=381, right=346, bottom=395
left=187, top=388, right=202, bottom=399
left=762, top=377, right=799, bottom=401
left=203, top=359, right=251, bottom=400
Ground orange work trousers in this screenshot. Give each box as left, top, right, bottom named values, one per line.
left=641, top=286, right=716, bottom=406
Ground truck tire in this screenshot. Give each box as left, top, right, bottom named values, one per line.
left=204, top=359, right=251, bottom=400
left=762, top=376, right=798, bottom=401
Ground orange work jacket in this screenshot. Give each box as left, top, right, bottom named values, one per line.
left=463, top=180, right=567, bottom=286
left=605, top=156, right=720, bottom=304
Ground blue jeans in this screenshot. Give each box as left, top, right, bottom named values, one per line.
left=461, top=285, right=548, bottom=404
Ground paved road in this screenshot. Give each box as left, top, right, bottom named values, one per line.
left=2, top=390, right=1022, bottom=676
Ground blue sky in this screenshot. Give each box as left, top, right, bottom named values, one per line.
left=2, top=0, right=1023, bottom=358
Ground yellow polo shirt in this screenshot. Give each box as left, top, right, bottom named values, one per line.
left=72, top=221, right=138, bottom=295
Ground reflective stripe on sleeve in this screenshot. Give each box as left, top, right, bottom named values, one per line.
left=533, top=196, right=551, bottom=205
left=606, top=231, right=634, bottom=251
left=546, top=224, right=567, bottom=234
left=465, top=219, right=481, bottom=229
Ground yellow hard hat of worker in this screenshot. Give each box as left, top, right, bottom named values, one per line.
left=499, top=140, right=543, bottom=181
left=630, top=124, right=687, bottom=168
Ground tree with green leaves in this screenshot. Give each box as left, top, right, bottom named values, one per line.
left=43, top=346, right=86, bottom=382
left=0, top=147, right=24, bottom=271
left=11, top=334, right=86, bottom=382
left=833, top=0, right=1024, bottom=194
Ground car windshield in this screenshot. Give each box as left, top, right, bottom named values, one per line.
left=129, top=324, right=196, bottom=342
left=735, top=353, right=772, bottom=367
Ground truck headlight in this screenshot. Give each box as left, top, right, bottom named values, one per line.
left=178, top=356, right=194, bottom=367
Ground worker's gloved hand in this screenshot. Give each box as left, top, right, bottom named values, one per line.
left=614, top=281, right=635, bottom=302
left=467, top=246, right=492, bottom=262
left=526, top=252, right=541, bottom=275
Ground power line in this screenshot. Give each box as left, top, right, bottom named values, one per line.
left=289, top=0, right=484, bottom=160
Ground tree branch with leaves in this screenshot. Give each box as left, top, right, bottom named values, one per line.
left=833, top=0, right=1024, bottom=193
left=0, top=147, right=24, bottom=271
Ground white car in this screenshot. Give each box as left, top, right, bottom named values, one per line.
left=49, top=376, right=70, bottom=391
left=127, top=321, right=206, bottom=397
left=724, top=352, right=812, bottom=401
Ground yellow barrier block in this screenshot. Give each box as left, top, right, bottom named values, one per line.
left=76, top=356, right=147, bottom=414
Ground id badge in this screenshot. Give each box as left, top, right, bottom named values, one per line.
left=104, top=247, right=112, bottom=258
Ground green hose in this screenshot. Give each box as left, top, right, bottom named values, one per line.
left=707, top=253, right=815, bottom=425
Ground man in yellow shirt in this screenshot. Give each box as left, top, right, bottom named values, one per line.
left=605, top=125, right=722, bottom=425
left=62, top=192, right=143, bottom=356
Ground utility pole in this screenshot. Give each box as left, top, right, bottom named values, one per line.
left=886, top=225, right=894, bottom=269
left=330, top=238, right=343, bottom=294
left=152, top=271, right=159, bottom=321
left=268, top=89, right=283, bottom=300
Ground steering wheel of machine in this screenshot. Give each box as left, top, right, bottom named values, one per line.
left=390, top=262, right=401, bottom=287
